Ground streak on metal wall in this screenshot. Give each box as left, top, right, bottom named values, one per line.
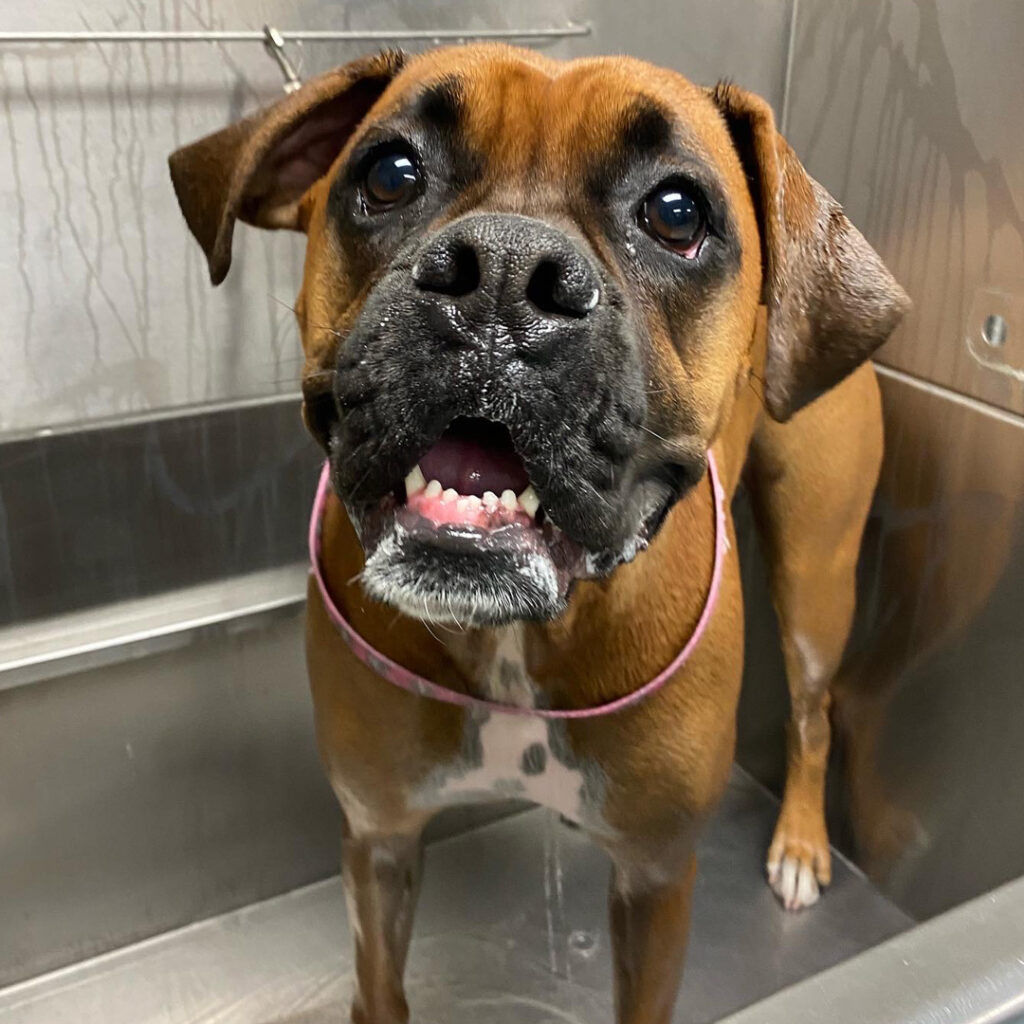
left=784, top=0, right=1024, bottom=414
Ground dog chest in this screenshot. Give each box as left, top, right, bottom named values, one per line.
left=421, top=714, right=591, bottom=824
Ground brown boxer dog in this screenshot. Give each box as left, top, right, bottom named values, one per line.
left=169, top=44, right=907, bottom=1024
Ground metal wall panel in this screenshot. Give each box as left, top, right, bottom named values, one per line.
left=587, top=0, right=791, bottom=111
left=0, top=609, right=337, bottom=986
left=735, top=0, right=1024, bottom=921
left=0, top=0, right=586, bottom=437
left=0, top=398, right=318, bottom=625
left=782, top=0, right=1024, bottom=414
left=0, top=0, right=790, bottom=436
left=837, top=373, right=1024, bottom=919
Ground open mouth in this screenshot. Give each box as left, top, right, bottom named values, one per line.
left=351, top=417, right=588, bottom=625
left=402, top=418, right=540, bottom=531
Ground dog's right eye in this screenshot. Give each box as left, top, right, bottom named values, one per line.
left=362, top=148, right=422, bottom=211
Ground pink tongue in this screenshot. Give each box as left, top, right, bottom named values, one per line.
left=419, top=422, right=530, bottom=497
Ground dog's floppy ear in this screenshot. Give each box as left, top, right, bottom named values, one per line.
left=169, top=50, right=406, bottom=285
left=710, top=83, right=909, bottom=421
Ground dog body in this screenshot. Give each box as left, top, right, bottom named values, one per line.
left=171, top=44, right=906, bottom=1024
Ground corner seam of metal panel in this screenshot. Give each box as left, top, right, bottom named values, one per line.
left=780, top=0, right=799, bottom=134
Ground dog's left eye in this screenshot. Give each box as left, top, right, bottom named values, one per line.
left=363, top=149, right=422, bottom=210
left=640, top=183, right=706, bottom=257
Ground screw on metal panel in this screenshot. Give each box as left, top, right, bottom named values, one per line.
left=982, top=314, right=1008, bottom=348
left=568, top=929, right=597, bottom=958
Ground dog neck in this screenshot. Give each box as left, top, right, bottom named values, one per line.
left=314, top=452, right=726, bottom=713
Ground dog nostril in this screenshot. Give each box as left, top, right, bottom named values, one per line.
left=413, top=243, right=480, bottom=298
left=525, top=259, right=597, bottom=320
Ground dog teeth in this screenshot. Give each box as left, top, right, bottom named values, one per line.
left=408, top=476, right=541, bottom=521
left=517, top=485, right=540, bottom=519
left=404, top=465, right=426, bottom=499
left=456, top=496, right=482, bottom=515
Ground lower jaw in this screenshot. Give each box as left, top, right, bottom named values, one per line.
left=362, top=533, right=568, bottom=625
left=351, top=502, right=585, bottom=626
left=346, top=486, right=669, bottom=627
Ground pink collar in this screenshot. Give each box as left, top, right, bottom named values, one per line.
left=309, top=452, right=726, bottom=719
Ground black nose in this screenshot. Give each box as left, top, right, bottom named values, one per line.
left=412, top=213, right=601, bottom=322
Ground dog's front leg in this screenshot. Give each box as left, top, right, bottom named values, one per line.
left=608, top=852, right=697, bottom=1024
left=341, top=817, right=427, bottom=1024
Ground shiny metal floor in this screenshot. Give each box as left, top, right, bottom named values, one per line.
left=0, top=770, right=909, bottom=1024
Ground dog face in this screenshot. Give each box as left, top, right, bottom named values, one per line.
left=170, top=45, right=907, bottom=626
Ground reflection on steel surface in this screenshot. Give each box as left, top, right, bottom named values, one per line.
left=785, top=0, right=1024, bottom=415
left=0, top=778, right=908, bottom=1021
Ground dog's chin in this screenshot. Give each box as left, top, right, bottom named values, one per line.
left=354, top=503, right=584, bottom=627
left=361, top=522, right=565, bottom=626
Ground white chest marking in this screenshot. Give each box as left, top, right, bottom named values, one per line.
left=438, top=715, right=587, bottom=822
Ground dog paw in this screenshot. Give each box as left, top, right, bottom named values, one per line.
left=766, top=826, right=832, bottom=912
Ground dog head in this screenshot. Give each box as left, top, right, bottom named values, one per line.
left=170, top=45, right=908, bottom=626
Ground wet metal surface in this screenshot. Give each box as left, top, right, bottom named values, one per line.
left=0, top=398, right=318, bottom=625
left=0, top=771, right=909, bottom=1024
left=735, top=0, right=1024, bottom=925
left=0, top=605, right=519, bottom=988
left=0, top=0, right=789, bottom=438
left=785, top=0, right=1024, bottom=414
left=719, top=875, right=1024, bottom=1024
left=737, top=370, right=1024, bottom=922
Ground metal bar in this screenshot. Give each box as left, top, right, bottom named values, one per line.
left=262, top=25, right=302, bottom=93
left=0, top=25, right=590, bottom=44
left=874, top=362, right=1024, bottom=431
left=0, top=564, right=308, bottom=692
